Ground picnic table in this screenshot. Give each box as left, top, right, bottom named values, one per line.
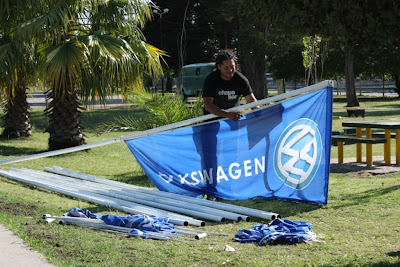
left=341, top=121, right=400, bottom=166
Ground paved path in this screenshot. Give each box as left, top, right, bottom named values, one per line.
left=0, top=223, right=55, bottom=266
left=28, top=91, right=127, bottom=108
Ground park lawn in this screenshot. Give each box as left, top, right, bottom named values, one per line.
left=0, top=97, right=399, bottom=266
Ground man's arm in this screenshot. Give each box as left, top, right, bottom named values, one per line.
left=203, top=97, right=242, bottom=121
left=245, top=93, right=257, bottom=104
left=245, top=93, right=260, bottom=110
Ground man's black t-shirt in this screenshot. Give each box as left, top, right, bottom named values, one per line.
left=202, top=70, right=253, bottom=114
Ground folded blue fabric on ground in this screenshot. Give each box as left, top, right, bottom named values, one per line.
left=67, top=207, right=102, bottom=219
left=67, top=208, right=175, bottom=233
left=235, top=218, right=315, bottom=246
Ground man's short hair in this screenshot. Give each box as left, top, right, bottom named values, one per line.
left=215, top=50, right=237, bottom=66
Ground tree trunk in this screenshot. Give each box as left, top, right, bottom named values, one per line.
left=392, top=74, right=400, bottom=98
left=45, top=89, right=86, bottom=151
left=239, top=56, right=268, bottom=100
left=1, top=88, right=32, bottom=137
left=344, top=45, right=359, bottom=107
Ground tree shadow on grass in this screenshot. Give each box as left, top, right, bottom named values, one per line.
left=329, top=184, right=400, bottom=210
left=0, top=144, right=47, bottom=157
left=101, top=171, right=155, bottom=188
left=387, top=251, right=400, bottom=258
left=370, top=260, right=400, bottom=267
left=217, top=198, right=322, bottom=221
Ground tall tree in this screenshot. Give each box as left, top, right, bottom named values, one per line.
left=0, top=1, right=36, bottom=137
left=200, top=0, right=271, bottom=99
left=143, top=0, right=215, bottom=73
left=248, top=0, right=400, bottom=106
left=15, top=0, right=164, bottom=150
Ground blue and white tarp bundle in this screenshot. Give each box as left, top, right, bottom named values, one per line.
left=125, top=81, right=333, bottom=204
left=67, top=208, right=176, bottom=238
left=234, top=218, right=316, bottom=246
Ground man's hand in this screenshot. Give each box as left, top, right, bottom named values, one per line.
left=227, top=111, right=242, bottom=121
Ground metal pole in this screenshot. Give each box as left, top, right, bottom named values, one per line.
left=45, top=166, right=281, bottom=220
left=0, top=169, right=206, bottom=226
left=15, top=168, right=247, bottom=222
left=12, top=168, right=206, bottom=226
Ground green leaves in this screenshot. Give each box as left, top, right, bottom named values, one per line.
left=42, top=41, right=87, bottom=92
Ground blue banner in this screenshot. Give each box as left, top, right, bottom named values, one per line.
left=125, top=86, right=332, bottom=204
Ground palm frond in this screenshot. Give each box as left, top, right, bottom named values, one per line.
left=41, top=40, right=88, bottom=93
left=0, top=38, right=35, bottom=96
left=15, top=0, right=69, bottom=42
left=97, top=91, right=204, bottom=135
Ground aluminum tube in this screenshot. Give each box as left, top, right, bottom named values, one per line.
left=174, top=226, right=227, bottom=236
left=9, top=169, right=205, bottom=226
left=53, top=217, right=176, bottom=240
left=0, top=81, right=333, bottom=166
left=91, top=189, right=226, bottom=222
left=10, top=168, right=206, bottom=226
left=38, top=169, right=247, bottom=222
left=106, top=189, right=246, bottom=222
left=11, top=168, right=196, bottom=224
left=195, top=233, right=207, bottom=240
left=7, top=171, right=194, bottom=226
left=57, top=218, right=199, bottom=241
left=0, top=170, right=198, bottom=226
left=43, top=216, right=200, bottom=240
left=35, top=168, right=247, bottom=221
left=12, top=168, right=222, bottom=224
left=46, top=166, right=280, bottom=220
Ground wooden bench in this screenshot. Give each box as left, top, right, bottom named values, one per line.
left=331, top=135, right=387, bottom=166
left=331, top=131, right=342, bottom=146
left=371, top=131, right=396, bottom=139
left=343, top=128, right=394, bottom=138
left=345, top=107, right=365, bottom=117
left=343, top=127, right=357, bottom=136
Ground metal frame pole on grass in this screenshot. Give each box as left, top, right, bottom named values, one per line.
left=44, top=215, right=199, bottom=241
left=0, top=169, right=202, bottom=226
left=15, top=168, right=203, bottom=225
left=45, top=166, right=281, bottom=220
left=10, top=168, right=223, bottom=224
left=38, top=167, right=251, bottom=222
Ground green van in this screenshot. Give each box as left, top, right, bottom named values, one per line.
left=177, top=62, right=215, bottom=99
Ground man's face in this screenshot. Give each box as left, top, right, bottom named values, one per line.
left=217, top=59, right=236, bottom=81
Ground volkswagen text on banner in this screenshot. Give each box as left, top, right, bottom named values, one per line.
left=125, top=85, right=333, bottom=204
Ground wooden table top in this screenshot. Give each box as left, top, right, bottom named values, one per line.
left=342, top=121, right=400, bottom=129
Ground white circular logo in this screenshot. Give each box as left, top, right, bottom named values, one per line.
left=273, top=118, right=322, bottom=190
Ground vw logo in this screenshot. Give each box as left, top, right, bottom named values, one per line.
left=273, top=118, right=322, bottom=190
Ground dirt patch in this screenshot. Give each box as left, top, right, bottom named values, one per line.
left=330, top=156, right=400, bottom=176
left=0, top=202, right=37, bottom=216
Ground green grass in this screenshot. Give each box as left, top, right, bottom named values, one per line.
left=0, top=96, right=400, bottom=266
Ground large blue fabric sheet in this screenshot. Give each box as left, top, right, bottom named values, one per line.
left=125, top=86, right=332, bottom=204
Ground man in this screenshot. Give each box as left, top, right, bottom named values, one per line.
left=202, top=50, right=258, bottom=120
left=201, top=50, right=258, bottom=201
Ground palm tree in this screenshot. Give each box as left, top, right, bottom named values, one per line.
left=16, top=0, right=164, bottom=150
left=0, top=1, right=36, bottom=138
